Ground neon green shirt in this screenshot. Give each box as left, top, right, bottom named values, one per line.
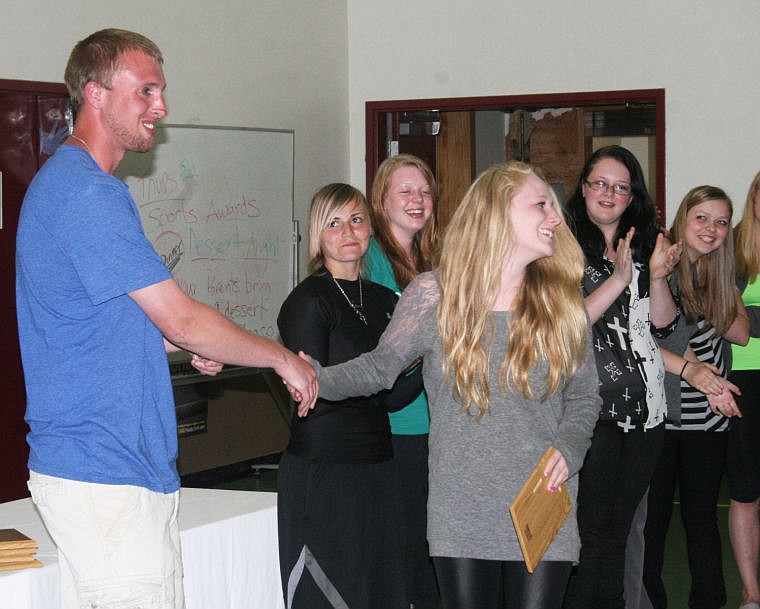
left=732, top=276, right=760, bottom=370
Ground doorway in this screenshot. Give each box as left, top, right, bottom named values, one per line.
left=0, top=78, right=69, bottom=501
left=365, top=89, right=664, bottom=231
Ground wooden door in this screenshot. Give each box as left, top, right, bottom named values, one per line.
left=436, top=111, right=475, bottom=232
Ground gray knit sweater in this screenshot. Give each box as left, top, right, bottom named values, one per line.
left=314, top=272, right=601, bottom=562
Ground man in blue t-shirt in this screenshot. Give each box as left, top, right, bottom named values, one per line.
left=15, top=28, right=317, bottom=609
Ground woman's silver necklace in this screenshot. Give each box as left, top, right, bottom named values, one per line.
left=69, top=134, right=93, bottom=156
left=332, top=275, right=368, bottom=325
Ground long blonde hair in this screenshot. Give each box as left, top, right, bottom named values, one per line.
left=437, top=162, right=587, bottom=417
left=369, top=154, right=439, bottom=289
left=734, top=171, right=760, bottom=283
left=670, top=185, right=736, bottom=334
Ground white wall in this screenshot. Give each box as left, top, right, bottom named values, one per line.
left=4, top=0, right=758, bottom=272
left=347, top=0, right=760, bottom=225
left=0, top=0, right=349, bottom=276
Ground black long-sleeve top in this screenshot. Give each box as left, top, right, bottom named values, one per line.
left=277, top=270, right=422, bottom=463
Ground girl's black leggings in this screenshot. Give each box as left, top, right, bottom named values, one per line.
left=432, top=556, right=572, bottom=609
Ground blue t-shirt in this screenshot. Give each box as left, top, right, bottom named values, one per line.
left=16, top=146, right=176, bottom=492
left=363, top=237, right=430, bottom=434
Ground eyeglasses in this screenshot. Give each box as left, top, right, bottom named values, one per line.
left=584, top=180, right=632, bottom=198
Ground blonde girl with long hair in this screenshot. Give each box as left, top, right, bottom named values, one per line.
left=307, top=162, right=601, bottom=609
left=725, top=171, right=760, bottom=609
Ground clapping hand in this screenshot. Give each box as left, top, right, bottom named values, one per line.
left=650, top=232, right=682, bottom=280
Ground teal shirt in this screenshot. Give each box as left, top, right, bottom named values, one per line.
left=364, top=238, right=430, bottom=434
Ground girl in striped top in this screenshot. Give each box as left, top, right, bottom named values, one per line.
left=643, top=185, right=749, bottom=609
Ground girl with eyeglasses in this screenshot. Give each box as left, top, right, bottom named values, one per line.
left=562, top=145, right=681, bottom=609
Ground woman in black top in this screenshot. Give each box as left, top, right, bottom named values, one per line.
left=277, top=183, right=421, bottom=609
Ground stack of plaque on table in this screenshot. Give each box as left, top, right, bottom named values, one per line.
left=0, top=528, right=43, bottom=571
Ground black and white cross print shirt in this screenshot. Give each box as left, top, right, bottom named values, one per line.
left=583, top=257, right=671, bottom=431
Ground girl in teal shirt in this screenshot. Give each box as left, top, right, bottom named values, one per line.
left=364, top=154, right=440, bottom=608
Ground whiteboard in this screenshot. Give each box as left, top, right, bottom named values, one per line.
left=116, top=125, right=295, bottom=342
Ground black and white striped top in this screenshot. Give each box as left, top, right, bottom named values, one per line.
left=666, top=318, right=728, bottom=432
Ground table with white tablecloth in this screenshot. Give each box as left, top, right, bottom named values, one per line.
left=0, top=487, right=285, bottom=609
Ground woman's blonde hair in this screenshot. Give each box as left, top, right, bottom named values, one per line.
left=368, top=154, right=439, bottom=289
left=670, top=185, right=736, bottom=334
left=307, top=183, right=369, bottom=273
left=437, top=162, right=587, bottom=417
left=734, top=171, right=760, bottom=283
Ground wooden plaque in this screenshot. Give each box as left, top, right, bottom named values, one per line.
left=509, top=447, right=572, bottom=573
